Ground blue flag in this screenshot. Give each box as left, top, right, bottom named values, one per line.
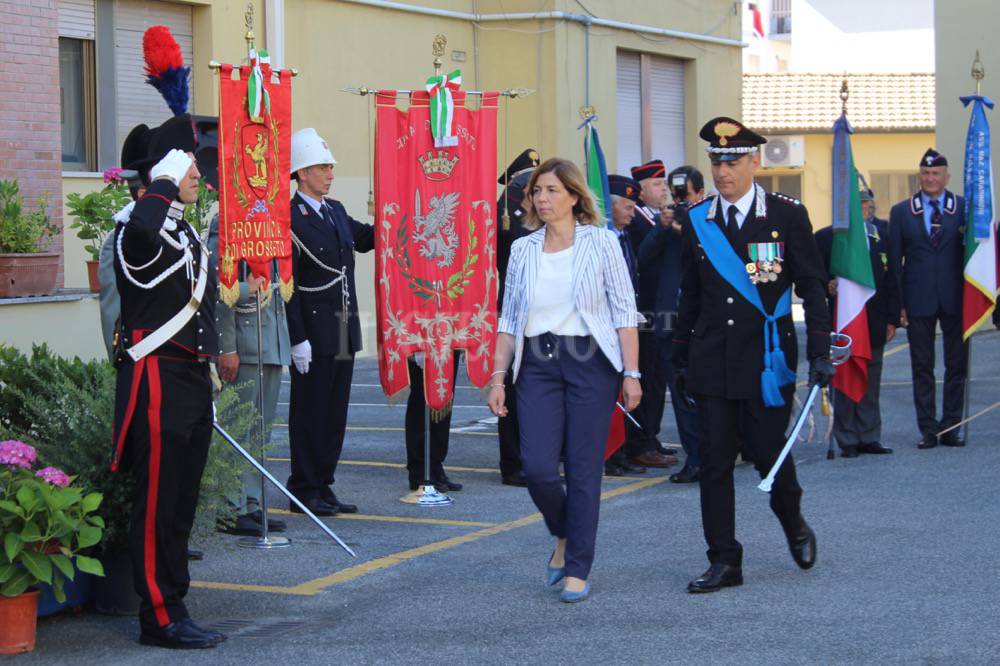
left=961, top=95, right=995, bottom=241
left=831, top=112, right=855, bottom=232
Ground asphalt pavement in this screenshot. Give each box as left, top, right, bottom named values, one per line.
left=20, top=326, right=1000, bottom=664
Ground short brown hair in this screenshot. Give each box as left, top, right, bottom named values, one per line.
left=523, top=158, right=604, bottom=230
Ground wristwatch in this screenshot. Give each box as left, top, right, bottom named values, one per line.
left=623, top=370, right=642, bottom=380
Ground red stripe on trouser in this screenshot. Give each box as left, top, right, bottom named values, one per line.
left=111, top=331, right=146, bottom=472
left=143, top=357, right=170, bottom=628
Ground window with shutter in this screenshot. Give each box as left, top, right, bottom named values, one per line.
left=114, top=0, right=194, bottom=151
left=616, top=52, right=642, bottom=174
left=58, top=0, right=96, bottom=40
left=616, top=50, right=687, bottom=174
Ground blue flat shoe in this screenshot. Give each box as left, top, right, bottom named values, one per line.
left=560, top=582, right=590, bottom=603
left=547, top=550, right=565, bottom=586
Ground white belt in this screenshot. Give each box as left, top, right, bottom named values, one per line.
left=126, top=242, right=210, bottom=362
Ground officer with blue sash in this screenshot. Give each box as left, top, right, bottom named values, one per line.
left=673, top=117, right=834, bottom=593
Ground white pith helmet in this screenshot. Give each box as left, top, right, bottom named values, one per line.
left=290, top=128, right=336, bottom=175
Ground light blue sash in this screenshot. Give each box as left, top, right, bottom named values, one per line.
left=688, top=201, right=796, bottom=407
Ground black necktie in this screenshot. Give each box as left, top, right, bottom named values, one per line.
left=726, top=205, right=740, bottom=245
left=320, top=202, right=342, bottom=242
left=928, top=199, right=942, bottom=248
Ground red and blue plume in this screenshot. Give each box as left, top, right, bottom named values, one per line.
left=142, top=25, right=190, bottom=116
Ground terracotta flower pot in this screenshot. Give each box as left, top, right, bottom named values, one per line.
left=86, top=259, right=101, bottom=293
left=0, top=253, right=59, bottom=298
left=0, top=589, right=40, bottom=654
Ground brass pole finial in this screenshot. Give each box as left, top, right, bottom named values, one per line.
left=244, top=3, right=255, bottom=49
left=432, top=35, right=447, bottom=76
left=839, top=77, right=849, bottom=116
left=579, top=105, right=596, bottom=120
left=972, top=50, right=985, bottom=96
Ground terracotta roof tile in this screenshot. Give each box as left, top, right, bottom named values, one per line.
left=742, top=73, right=935, bottom=132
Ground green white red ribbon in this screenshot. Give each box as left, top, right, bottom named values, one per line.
left=247, top=48, right=271, bottom=120
left=425, top=69, right=461, bottom=147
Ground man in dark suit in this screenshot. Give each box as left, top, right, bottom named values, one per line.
left=815, top=187, right=899, bottom=458
left=494, top=149, right=538, bottom=487
left=624, top=159, right=678, bottom=468
left=639, top=165, right=705, bottom=483
left=285, top=128, right=374, bottom=516
left=888, top=149, right=967, bottom=449
left=673, top=117, right=833, bottom=593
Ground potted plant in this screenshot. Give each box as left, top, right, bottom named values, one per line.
left=65, top=168, right=132, bottom=293
left=0, top=345, right=251, bottom=615
left=0, top=179, right=59, bottom=298
left=0, top=439, right=106, bottom=654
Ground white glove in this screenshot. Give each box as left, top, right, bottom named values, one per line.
left=291, top=340, right=312, bottom=374
left=149, top=149, right=193, bottom=186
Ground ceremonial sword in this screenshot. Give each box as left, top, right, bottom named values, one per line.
left=758, top=332, right=852, bottom=493
left=213, top=421, right=357, bottom=557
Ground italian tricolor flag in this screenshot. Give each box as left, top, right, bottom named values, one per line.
left=960, top=95, right=998, bottom=339
left=830, top=114, right=876, bottom=403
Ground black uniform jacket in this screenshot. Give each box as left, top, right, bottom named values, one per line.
left=672, top=188, right=831, bottom=401
left=887, top=190, right=966, bottom=318
left=286, top=192, right=374, bottom=356
left=814, top=218, right=900, bottom=349
left=114, top=178, right=219, bottom=359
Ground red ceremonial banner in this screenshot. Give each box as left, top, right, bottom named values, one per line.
left=375, top=91, right=499, bottom=411
left=217, top=63, right=294, bottom=306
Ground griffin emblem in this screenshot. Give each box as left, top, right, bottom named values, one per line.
left=412, top=189, right=460, bottom=268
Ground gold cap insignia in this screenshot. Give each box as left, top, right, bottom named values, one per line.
left=528, top=150, right=539, bottom=165
left=714, top=121, right=740, bottom=147
left=771, top=230, right=779, bottom=239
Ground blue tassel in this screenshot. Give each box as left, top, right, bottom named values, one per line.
left=146, top=65, right=190, bottom=116
left=760, top=368, right=784, bottom=407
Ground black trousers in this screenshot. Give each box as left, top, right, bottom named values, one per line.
left=117, top=357, right=212, bottom=632
left=405, top=354, right=459, bottom=482
left=625, top=330, right=667, bottom=457
left=697, top=390, right=803, bottom=566
left=498, top=371, right=522, bottom=476
left=287, top=354, right=354, bottom=500
left=906, top=314, right=968, bottom=434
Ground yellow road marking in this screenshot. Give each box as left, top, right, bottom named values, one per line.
left=268, top=509, right=497, bottom=528
left=192, top=476, right=669, bottom=596
left=884, top=342, right=909, bottom=357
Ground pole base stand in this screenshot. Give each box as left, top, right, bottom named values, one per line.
left=399, top=484, right=454, bottom=506
left=238, top=535, right=292, bottom=549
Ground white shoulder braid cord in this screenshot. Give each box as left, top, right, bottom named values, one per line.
left=116, top=200, right=210, bottom=361
left=289, top=230, right=350, bottom=318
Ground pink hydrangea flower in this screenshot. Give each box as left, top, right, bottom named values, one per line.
left=0, top=440, right=36, bottom=469
left=35, top=466, right=71, bottom=488
left=103, top=167, right=125, bottom=184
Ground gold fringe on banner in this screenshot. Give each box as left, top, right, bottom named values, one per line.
left=279, top=276, right=295, bottom=302
left=219, top=280, right=241, bottom=308
left=430, top=401, right=454, bottom=423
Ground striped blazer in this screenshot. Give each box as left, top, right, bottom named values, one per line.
left=498, top=223, right=642, bottom=381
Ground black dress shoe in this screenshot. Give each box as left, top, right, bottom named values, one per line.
left=501, top=470, right=528, bottom=487
left=139, top=618, right=224, bottom=649
left=656, top=444, right=680, bottom=456
left=246, top=509, right=287, bottom=531
left=788, top=521, right=817, bottom=570
left=669, top=465, right=699, bottom=483
left=840, top=445, right=860, bottom=458
left=604, top=462, right=625, bottom=477
left=687, top=563, right=743, bottom=593
left=939, top=432, right=965, bottom=447
left=289, top=498, right=338, bottom=517
left=184, top=619, right=227, bottom=644
left=322, top=493, right=358, bottom=514
left=858, top=442, right=893, bottom=454
left=917, top=432, right=938, bottom=449
left=432, top=473, right=463, bottom=492
left=617, top=458, right=647, bottom=474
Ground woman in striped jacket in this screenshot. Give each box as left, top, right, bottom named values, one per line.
left=487, top=158, right=642, bottom=603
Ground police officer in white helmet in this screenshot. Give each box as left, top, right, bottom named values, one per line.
left=285, top=127, right=374, bottom=516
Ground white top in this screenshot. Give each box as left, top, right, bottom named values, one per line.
left=524, top=245, right=590, bottom=337
left=719, top=184, right=756, bottom=229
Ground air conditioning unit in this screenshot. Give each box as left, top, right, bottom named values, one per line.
left=761, top=135, right=805, bottom=168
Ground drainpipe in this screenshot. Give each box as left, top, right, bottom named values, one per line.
left=264, top=0, right=286, bottom=68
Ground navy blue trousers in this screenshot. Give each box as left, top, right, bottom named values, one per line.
left=516, top=334, right=620, bottom=580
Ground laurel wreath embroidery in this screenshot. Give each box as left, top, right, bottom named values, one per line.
left=231, top=111, right=282, bottom=209
left=393, top=215, right=478, bottom=302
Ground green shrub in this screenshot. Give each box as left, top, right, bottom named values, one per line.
left=0, top=179, right=58, bottom=254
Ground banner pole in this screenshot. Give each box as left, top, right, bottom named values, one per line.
left=962, top=339, right=972, bottom=445
left=239, top=287, right=290, bottom=548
